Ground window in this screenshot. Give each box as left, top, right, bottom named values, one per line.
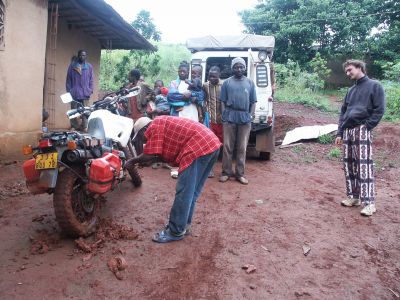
left=205, top=57, right=248, bottom=80
left=256, top=65, right=268, bottom=87
left=0, top=0, right=4, bottom=50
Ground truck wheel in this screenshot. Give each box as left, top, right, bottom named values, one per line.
left=260, top=152, right=271, bottom=161
left=53, top=168, right=99, bottom=238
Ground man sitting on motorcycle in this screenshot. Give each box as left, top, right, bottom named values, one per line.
left=125, top=116, right=221, bottom=243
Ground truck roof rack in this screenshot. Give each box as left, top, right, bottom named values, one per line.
left=186, top=34, right=275, bottom=53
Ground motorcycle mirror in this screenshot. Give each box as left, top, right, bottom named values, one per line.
left=60, top=93, right=74, bottom=104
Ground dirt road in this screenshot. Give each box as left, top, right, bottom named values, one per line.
left=0, top=102, right=399, bottom=299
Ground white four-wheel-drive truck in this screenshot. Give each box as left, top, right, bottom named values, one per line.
left=186, top=34, right=276, bottom=160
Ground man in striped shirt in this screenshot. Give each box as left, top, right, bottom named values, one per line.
left=126, top=116, right=221, bottom=243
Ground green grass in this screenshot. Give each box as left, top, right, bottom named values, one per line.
left=275, top=87, right=336, bottom=112
left=327, top=147, right=341, bottom=159
left=318, top=134, right=335, bottom=144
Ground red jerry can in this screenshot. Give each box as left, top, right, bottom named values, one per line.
left=88, top=152, right=122, bottom=194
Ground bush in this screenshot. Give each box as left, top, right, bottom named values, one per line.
left=382, top=80, right=400, bottom=122
left=318, top=134, right=335, bottom=144
left=328, top=147, right=341, bottom=159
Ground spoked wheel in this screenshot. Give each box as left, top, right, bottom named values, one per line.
left=53, top=167, right=99, bottom=237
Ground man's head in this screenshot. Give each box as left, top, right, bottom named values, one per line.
left=77, top=50, right=87, bottom=64
left=132, top=117, right=153, bottom=142
left=178, top=61, right=190, bottom=80
left=129, top=69, right=141, bottom=84
left=208, top=66, right=221, bottom=85
left=231, top=57, right=246, bottom=78
left=343, top=59, right=366, bottom=80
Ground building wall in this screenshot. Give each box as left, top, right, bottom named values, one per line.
left=44, top=18, right=101, bottom=130
left=0, top=0, right=48, bottom=161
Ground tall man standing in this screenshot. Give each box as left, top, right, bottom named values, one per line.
left=219, top=57, right=257, bottom=185
left=66, top=50, right=94, bottom=131
left=335, top=59, right=385, bottom=216
left=126, top=116, right=221, bottom=243
left=203, top=66, right=223, bottom=178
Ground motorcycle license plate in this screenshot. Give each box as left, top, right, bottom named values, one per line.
left=35, top=153, right=58, bottom=170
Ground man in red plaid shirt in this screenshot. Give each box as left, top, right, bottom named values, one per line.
left=126, top=116, right=221, bottom=243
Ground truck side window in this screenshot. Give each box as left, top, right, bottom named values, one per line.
left=256, top=65, right=268, bottom=87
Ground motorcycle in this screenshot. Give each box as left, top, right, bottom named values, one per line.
left=22, top=87, right=142, bottom=237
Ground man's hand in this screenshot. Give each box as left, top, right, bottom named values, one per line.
left=335, top=137, right=342, bottom=145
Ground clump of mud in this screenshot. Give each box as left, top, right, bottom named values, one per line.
left=29, top=229, right=60, bottom=255
left=74, top=218, right=139, bottom=255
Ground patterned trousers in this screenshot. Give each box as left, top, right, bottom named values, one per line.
left=342, top=125, right=375, bottom=204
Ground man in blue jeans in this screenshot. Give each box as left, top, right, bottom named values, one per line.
left=126, top=116, right=221, bottom=243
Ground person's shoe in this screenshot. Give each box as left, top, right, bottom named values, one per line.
left=236, top=176, right=249, bottom=185
left=341, top=198, right=361, bottom=207
left=219, top=175, right=229, bottom=182
left=170, top=169, right=179, bottom=179
left=360, top=204, right=376, bottom=216
left=208, top=170, right=215, bottom=178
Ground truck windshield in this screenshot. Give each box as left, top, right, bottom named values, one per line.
left=205, top=57, right=248, bottom=81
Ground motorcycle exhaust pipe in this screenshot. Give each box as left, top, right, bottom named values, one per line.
left=66, top=149, right=94, bottom=162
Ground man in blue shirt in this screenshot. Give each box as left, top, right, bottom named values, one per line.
left=219, top=57, right=257, bottom=185
left=66, top=50, right=94, bottom=131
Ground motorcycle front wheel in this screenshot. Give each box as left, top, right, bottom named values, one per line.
left=53, top=167, right=99, bottom=238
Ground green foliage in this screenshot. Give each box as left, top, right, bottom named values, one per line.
left=274, top=62, right=335, bottom=111
left=240, top=0, right=399, bottom=67
left=131, top=10, right=161, bottom=41
left=99, top=10, right=191, bottom=92
left=382, top=80, right=400, bottom=122
left=100, top=43, right=191, bottom=92
left=328, top=147, right=341, bottom=159
left=318, top=134, right=335, bottom=144
left=307, top=52, right=331, bottom=89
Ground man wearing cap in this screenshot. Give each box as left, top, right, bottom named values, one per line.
left=126, top=116, right=221, bottom=243
left=219, top=57, right=257, bottom=185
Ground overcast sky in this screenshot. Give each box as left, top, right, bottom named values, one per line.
left=105, top=0, right=258, bottom=44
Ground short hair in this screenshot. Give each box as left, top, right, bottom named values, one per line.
left=155, top=79, right=164, bottom=86
left=343, top=59, right=366, bottom=74
left=209, top=66, right=221, bottom=74
left=129, top=69, right=141, bottom=81
left=179, top=61, right=190, bottom=70
left=78, top=49, right=87, bottom=55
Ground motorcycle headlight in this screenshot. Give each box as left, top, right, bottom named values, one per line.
left=259, top=115, right=267, bottom=122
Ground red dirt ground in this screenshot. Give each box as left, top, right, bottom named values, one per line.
left=0, top=102, right=399, bottom=299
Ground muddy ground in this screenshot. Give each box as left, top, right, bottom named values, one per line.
left=0, top=102, right=399, bottom=300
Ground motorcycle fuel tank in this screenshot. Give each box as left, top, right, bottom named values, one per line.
left=87, top=110, right=133, bottom=147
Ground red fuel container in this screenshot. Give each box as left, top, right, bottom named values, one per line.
left=22, top=159, right=48, bottom=194
left=88, top=152, right=121, bottom=194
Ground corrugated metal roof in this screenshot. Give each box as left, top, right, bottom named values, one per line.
left=50, top=0, right=155, bottom=51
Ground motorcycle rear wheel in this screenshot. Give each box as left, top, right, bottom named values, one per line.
left=53, top=167, right=99, bottom=238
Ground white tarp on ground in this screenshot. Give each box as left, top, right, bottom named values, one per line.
left=281, top=124, right=338, bottom=146
left=186, top=34, right=275, bottom=51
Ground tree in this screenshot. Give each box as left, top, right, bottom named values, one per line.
left=239, top=0, right=387, bottom=65
left=100, top=10, right=162, bottom=90
left=131, top=10, right=161, bottom=41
